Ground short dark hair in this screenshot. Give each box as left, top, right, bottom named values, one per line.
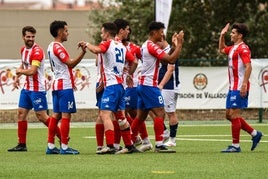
left=232, top=23, right=249, bottom=38
left=102, top=22, right=117, bottom=37
left=113, top=19, right=129, bottom=34
left=49, top=20, right=68, bottom=37
left=148, top=21, right=165, bottom=32
left=22, top=26, right=36, bottom=36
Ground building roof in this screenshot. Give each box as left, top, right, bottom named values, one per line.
left=0, top=1, right=101, bottom=10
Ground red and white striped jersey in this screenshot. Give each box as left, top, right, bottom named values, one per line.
left=139, top=40, right=166, bottom=87
left=47, top=42, right=74, bottom=91
left=99, top=39, right=135, bottom=87
left=20, top=43, right=46, bottom=92
left=224, top=42, right=251, bottom=91
left=124, top=42, right=142, bottom=88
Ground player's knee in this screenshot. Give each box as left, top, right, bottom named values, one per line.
left=35, top=111, right=47, bottom=123
left=17, top=109, right=28, bottom=120
left=118, top=119, right=130, bottom=130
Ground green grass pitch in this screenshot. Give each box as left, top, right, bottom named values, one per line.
left=0, top=121, right=267, bottom=179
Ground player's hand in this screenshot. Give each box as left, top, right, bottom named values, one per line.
left=96, top=81, right=104, bottom=93
left=15, top=68, right=22, bottom=75
left=126, top=75, right=134, bottom=88
left=77, top=41, right=88, bottom=52
left=220, top=23, right=230, bottom=36
left=158, top=84, right=163, bottom=90
left=172, top=30, right=184, bottom=47
left=172, top=32, right=178, bottom=46
left=123, top=66, right=129, bottom=74
left=13, top=77, right=20, bottom=89
left=77, top=41, right=83, bottom=48
left=240, top=83, right=247, bottom=97
left=176, top=30, right=184, bottom=45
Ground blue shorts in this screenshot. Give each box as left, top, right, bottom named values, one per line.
left=226, top=90, right=248, bottom=109
left=18, top=89, right=48, bottom=111
left=137, top=85, right=164, bottom=110
left=125, top=87, right=138, bottom=109
left=52, top=89, right=76, bottom=113
left=96, top=82, right=104, bottom=108
left=100, top=84, right=125, bottom=112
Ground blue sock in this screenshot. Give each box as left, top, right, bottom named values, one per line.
left=169, top=123, right=178, bottom=138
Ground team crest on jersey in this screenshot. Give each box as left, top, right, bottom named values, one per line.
left=156, top=49, right=162, bottom=55
left=34, top=51, right=40, bottom=56
left=193, top=73, right=207, bottom=90
left=59, top=52, right=66, bottom=59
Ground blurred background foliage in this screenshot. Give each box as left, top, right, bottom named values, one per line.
left=87, top=0, right=268, bottom=66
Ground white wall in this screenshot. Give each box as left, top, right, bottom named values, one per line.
left=2, top=0, right=52, bottom=8
left=2, top=0, right=87, bottom=8
left=0, top=10, right=95, bottom=59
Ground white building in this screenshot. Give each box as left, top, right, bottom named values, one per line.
left=0, top=0, right=88, bottom=9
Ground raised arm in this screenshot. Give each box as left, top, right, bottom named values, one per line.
left=86, top=42, right=103, bottom=54
left=78, top=41, right=103, bottom=55
left=63, top=42, right=87, bottom=68
left=161, top=30, right=184, bottom=64
left=219, top=23, right=230, bottom=54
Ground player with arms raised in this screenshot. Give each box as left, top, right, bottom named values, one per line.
left=131, top=21, right=184, bottom=153
left=219, top=23, right=262, bottom=153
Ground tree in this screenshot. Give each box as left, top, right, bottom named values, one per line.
left=247, top=5, right=268, bottom=59
left=87, top=0, right=154, bottom=45
left=87, top=0, right=268, bottom=66
left=168, top=0, right=268, bottom=65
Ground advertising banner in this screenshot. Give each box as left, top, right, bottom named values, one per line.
left=250, top=59, right=268, bottom=108
left=176, top=67, right=228, bottom=109
left=176, top=59, right=268, bottom=109
left=0, top=59, right=268, bottom=109
left=0, top=59, right=97, bottom=109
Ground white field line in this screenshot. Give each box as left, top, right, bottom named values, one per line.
left=176, top=138, right=268, bottom=143
left=1, top=122, right=268, bottom=129
left=1, top=123, right=266, bottom=142
left=83, top=135, right=268, bottom=143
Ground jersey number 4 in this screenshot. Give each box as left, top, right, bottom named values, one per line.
left=48, top=51, right=55, bottom=72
